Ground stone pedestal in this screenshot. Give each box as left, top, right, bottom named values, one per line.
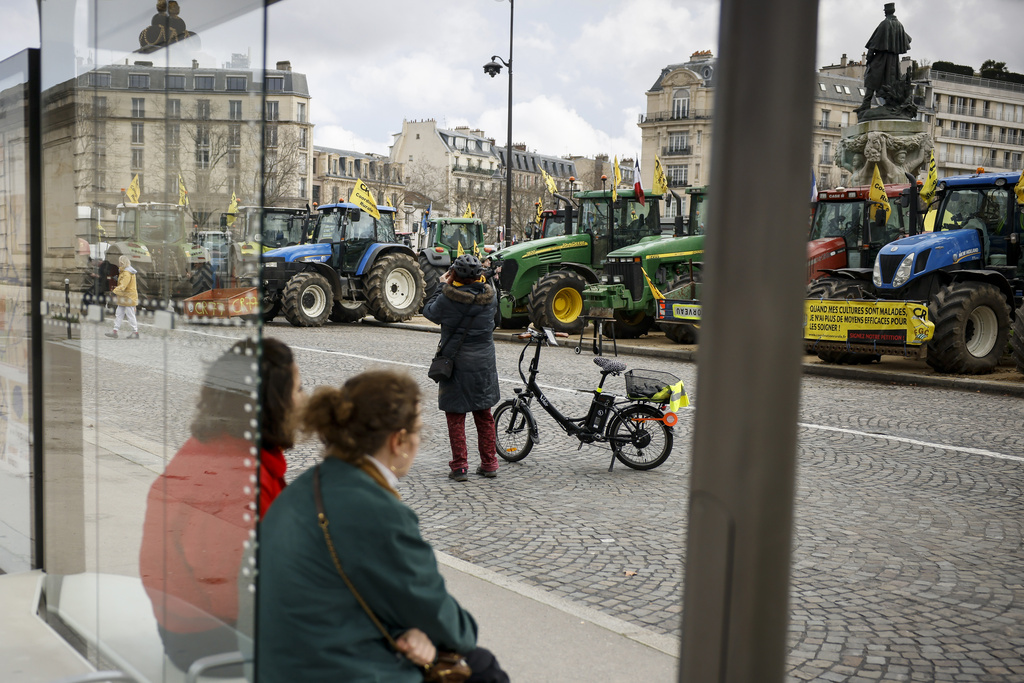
left=837, top=119, right=932, bottom=186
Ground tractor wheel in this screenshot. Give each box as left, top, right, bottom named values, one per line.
left=329, top=300, right=368, bottom=323
left=260, top=300, right=282, bottom=323
left=527, top=270, right=587, bottom=334
left=814, top=280, right=880, bottom=365
left=926, top=281, right=1010, bottom=374
left=613, top=310, right=654, bottom=338
left=282, top=271, right=333, bottom=327
left=97, top=260, right=119, bottom=303
left=418, top=253, right=446, bottom=304
left=190, top=263, right=214, bottom=297
left=499, top=315, right=530, bottom=329
left=661, top=322, right=698, bottom=344
left=1010, top=303, right=1024, bottom=375
left=366, top=252, right=425, bottom=322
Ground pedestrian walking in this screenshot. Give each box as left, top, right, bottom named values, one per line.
left=139, top=337, right=303, bottom=674
left=422, top=254, right=501, bottom=482
left=104, top=254, right=140, bottom=339
left=257, top=369, right=508, bottom=683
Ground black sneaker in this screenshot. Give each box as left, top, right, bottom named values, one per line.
left=448, top=469, right=468, bottom=482
left=475, top=466, right=497, bottom=478
left=126, top=331, right=140, bottom=339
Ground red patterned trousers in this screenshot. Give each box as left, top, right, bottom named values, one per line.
left=445, top=409, right=499, bottom=473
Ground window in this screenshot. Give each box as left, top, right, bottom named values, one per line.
left=93, top=96, right=107, bottom=117
left=167, top=123, right=180, bottom=146
left=312, top=184, right=321, bottom=204
left=312, top=158, right=317, bottom=174
left=300, top=177, right=307, bottom=197
left=265, top=101, right=279, bottom=121
left=166, top=75, right=185, bottom=90
left=415, top=133, right=420, bottom=139
left=128, top=73, right=150, bottom=89
left=669, top=132, right=689, bottom=153
left=667, top=165, right=688, bottom=186
left=167, top=148, right=179, bottom=168
left=265, top=124, right=278, bottom=147
left=297, top=102, right=306, bottom=123
left=229, top=100, right=243, bottom=120
left=859, top=87, right=866, bottom=96
left=299, top=128, right=307, bottom=149
left=821, top=140, right=832, bottom=164
left=844, top=86, right=851, bottom=94
left=227, top=150, right=240, bottom=169
left=196, top=125, right=210, bottom=169
left=131, top=148, right=144, bottom=170
left=94, top=121, right=106, bottom=145
left=266, top=76, right=284, bottom=91
left=299, top=155, right=307, bottom=174
left=841, top=112, right=849, bottom=127
left=196, top=148, right=210, bottom=169
left=95, top=147, right=107, bottom=168
left=195, top=76, right=215, bottom=90
left=197, top=99, right=211, bottom=119
left=228, top=124, right=241, bottom=147
left=409, top=155, right=413, bottom=162
left=88, top=72, right=110, bottom=87
left=131, top=122, right=144, bottom=144
left=226, top=76, right=246, bottom=91
left=820, top=110, right=830, bottom=128
left=132, top=97, right=145, bottom=118
left=672, top=89, right=690, bottom=119
left=818, top=82, right=826, bottom=91
left=835, top=84, right=842, bottom=93
left=168, top=99, right=180, bottom=118
left=165, top=175, right=180, bottom=197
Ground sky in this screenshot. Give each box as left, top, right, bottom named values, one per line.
left=2, top=0, right=1022, bottom=160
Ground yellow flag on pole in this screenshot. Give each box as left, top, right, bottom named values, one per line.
left=612, top=156, right=621, bottom=203
left=456, top=241, right=465, bottom=257
left=869, top=164, right=891, bottom=224
left=178, top=174, right=190, bottom=207
left=463, top=202, right=473, bottom=218
left=641, top=269, right=665, bottom=300
left=125, top=174, right=141, bottom=203
left=348, top=179, right=381, bottom=219
left=535, top=197, right=543, bottom=225
left=226, top=192, right=238, bottom=227
left=541, top=168, right=557, bottom=195
left=1015, top=171, right=1024, bottom=205
left=653, top=156, right=669, bottom=195
left=919, top=150, right=938, bottom=204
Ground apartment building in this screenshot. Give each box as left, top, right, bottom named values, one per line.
left=312, top=146, right=404, bottom=223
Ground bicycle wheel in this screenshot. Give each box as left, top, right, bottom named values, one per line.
left=607, top=403, right=673, bottom=470
left=493, top=399, right=534, bottom=462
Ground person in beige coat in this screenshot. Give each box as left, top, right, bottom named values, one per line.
left=105, top=254, right=140, bottom=339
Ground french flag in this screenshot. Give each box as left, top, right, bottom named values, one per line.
left=634, top=157, right=645, bottom=206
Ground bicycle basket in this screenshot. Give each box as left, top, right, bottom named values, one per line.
left=624, top=370, right=681, bottom=402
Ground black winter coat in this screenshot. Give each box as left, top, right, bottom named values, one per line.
left=422, top=281, right=500, bottom=414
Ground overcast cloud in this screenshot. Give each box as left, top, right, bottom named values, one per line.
left=3, top=0, right=1022, bottom=159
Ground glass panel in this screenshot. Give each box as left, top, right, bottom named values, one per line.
left=39, top=1, right=267, bottom=679
left=0, top=50, right=35, bottom=574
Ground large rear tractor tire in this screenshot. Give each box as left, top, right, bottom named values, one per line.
left=418, top=253, right=446, bottom=304
left=1010, top=303, right=1024, bottom=375
left=329, top=300, right=368, bottom=323
left=282, top=271, right=332, bottom=327
left=367, top=252, right=425, bottom=322
left=813, top=280, right=880, bottom=365
left=612, top=310, right=654, bottom=338
left=661, top=322, right=698, bottom=344
left=190, top=263, right=214, bottom=297
left=926, top=281, right=1010, bottom=374
left=527, top=270, right=587, bottom=335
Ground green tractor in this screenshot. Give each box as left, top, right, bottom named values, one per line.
left=417, top=217, right=493, bottom=300
left=226, top=206, right=310, bottom=283
left=489, top=189, right=662, bottom=333
left=581, top=187, right=707, bottom=338
left=95, top=202, right=212, bottom=303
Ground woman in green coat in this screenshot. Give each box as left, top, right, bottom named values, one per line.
left=257, top=370, right=508, bottom=683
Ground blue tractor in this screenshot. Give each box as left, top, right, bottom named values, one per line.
left=810, top=170, right=1024, bottom=374
left=259, top=202, right=425, bottom=326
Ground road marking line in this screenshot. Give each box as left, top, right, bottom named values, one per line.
left=798, top=422, right=1024, bottom=464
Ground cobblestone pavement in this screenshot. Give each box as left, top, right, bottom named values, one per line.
left=79, top=317, right=1024, bottom=682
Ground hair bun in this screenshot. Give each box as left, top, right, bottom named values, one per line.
left=334, top=399, right=353, bottom=423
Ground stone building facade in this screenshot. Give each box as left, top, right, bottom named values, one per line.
left=311, top=146, right=405, bottom=224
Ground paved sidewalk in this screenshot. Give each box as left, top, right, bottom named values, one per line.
left=437, top=552, right=679, bottom=682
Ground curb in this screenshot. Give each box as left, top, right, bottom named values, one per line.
left=358, top=318, right=1024, bottom=398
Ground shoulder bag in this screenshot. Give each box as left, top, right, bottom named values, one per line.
left=312, top=466, right=471, bottom=683
left=427, top=306, right=477, bottom=383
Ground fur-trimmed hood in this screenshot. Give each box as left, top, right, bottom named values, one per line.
left=441, top=282, right=494, bottom=306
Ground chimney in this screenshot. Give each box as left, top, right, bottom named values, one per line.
left=840, top=53, right=847, bottom=67
left=276, top=60, right=292, bottom=72
left=191, top=59, right=199, bottom=69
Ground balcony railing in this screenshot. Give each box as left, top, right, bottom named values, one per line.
left=661, top=145, right=693, bottom=157
left=638, top=109, right=714, bottom=124
left=816, top=121, right=843, bottom=130
left=667, top=178, right=690, bottom=187
left=935, top=153, right=1023, bottom=170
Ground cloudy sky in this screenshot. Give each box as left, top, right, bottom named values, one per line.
left=3, top=0, right=1021, bottom=160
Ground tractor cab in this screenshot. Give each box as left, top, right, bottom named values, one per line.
left=577, top=189, right=662, bottom=267
left=933, top=172, right=1022, bottom=268
left=540, top=209, right=572, bottom=238
left=308, top=203, right=399, bottom=274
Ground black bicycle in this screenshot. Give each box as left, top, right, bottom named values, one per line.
left=493, top=326, right=682, bottom=471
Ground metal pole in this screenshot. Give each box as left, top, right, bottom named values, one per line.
left=504, top=0, right=513, bottom=245
left=679, top=1, right=818, bottom=681
left=27, top=46, right=44, bottom=569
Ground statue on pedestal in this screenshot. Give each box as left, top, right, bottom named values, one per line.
left=855, top=3, right=916, bottom=121
left=139, top=0, right=198, bottom=53
left=836, top=130, right=932, bottom=185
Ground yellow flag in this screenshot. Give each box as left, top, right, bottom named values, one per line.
left=869, top=164, right=891, bottom=224
left=653, top=156, right=669, bottom=195
left=348, top=179, right=381, bottom=220
left=919, top=150, right=938, bottom=204
left=125, top=174, right=141, bottom=203
left=473, top=240, right=480, bottom=256
left=463, top=202, right=473, bottom=218
left=612, top=156, right=621, bottom=203
left=535, top=197, right=543, bottom=225
left=226, top=192, right=238, bottom=227
left=456, top=241, right=465, bottom=257
left=1015, top=171, right=1024, bottom=205
left=641, top=269, right=665, bottom=300
left=178, top=174, right=190, bottom=206
left=541, top=168, right=557, bottom=194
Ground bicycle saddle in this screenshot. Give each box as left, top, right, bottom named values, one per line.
left=593, top=357, right=627, bottom=374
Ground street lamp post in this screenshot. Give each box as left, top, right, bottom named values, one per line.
left=484, top=0, right=513, bottom=247
left=491, top=166, right=504, bottom=243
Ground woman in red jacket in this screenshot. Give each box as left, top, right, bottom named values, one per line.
left=139, top=337, right=301, bottom=673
